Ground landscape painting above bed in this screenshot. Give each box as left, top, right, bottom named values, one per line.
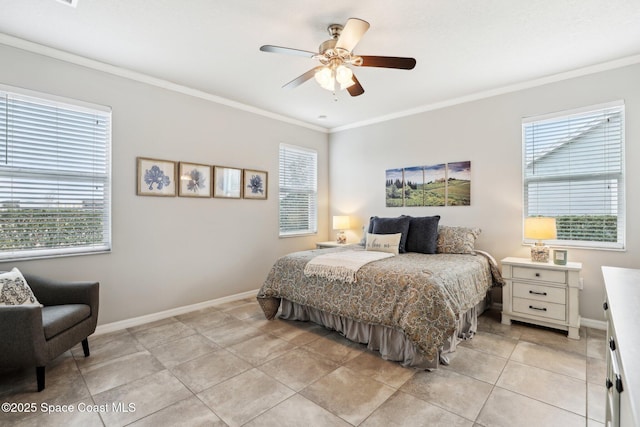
left=386, top=161, right=471, bottom=207
left=257, top=218, right=503, bottom=369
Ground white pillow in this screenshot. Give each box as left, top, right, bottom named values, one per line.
left=0, top=268, right=40, bottom=306
left=365, top=233, right=401, bottom=255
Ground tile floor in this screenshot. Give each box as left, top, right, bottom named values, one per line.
left=0, top=299, right=607, bottom=426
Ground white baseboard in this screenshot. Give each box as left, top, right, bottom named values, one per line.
left=94, top=289, right=259, bottom=336
left=580, top=317, right=607, bottom=330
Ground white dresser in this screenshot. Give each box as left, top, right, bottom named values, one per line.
left=602, top=266, right=640, bottom=427
left=501, top=257, right=581, bottom=339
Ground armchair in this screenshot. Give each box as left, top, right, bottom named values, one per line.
left=0, top=272, right=99, bottom=391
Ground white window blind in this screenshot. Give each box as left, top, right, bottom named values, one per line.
left=0, top=88, right=111, bottom=260
left=279, top=143, right=317, bottom=236
left=523, top=101, right=625, bottom=249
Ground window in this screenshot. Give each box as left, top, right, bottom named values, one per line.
left=523, top=101, right=625, bottom=249
left=0, top=86, right=111, bottom=260
left=279, top=143, right=317, bottom=236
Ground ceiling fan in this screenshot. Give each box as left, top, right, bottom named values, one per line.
left=260, top=18, right=416, bottom=97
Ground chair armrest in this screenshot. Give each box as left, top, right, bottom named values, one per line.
left=0, top=305, right=48, bottom=368
left=23, top=274, right=99, bottom=316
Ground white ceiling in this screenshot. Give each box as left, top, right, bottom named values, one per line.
left=1, top=0, right=639, bottom=131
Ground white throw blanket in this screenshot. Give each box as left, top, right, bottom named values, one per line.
left=303, top=249, right=394, bottom=283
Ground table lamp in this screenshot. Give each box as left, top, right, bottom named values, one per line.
left=332, top=215, right=350, bottom=244
left=524, top=217, right=557, bottom=263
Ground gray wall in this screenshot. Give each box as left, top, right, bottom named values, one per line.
left=329, top=63, right=640, bottom=322
left=0, top=44, right=329, bottom=324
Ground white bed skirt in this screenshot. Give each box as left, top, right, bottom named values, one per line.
left=279, top=297, right=487, bottom=369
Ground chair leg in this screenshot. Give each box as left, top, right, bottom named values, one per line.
left=36, top=366, right=45, bottom=392
left=82, top=338, right=90, bottom=357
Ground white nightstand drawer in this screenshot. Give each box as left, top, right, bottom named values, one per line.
left=513, top=297, right=566, bottom=321
left=512, top=282, right=566, bottom=304
left=512, top=266, right=566, bottom=284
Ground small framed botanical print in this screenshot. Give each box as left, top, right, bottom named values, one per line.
left=137, top=157, right=177, bottom=196
left=243, top=169, right=268, bottom=200
left=178, top=162, right=212, bottom=198
left=213, top=166, right=242, bottom=198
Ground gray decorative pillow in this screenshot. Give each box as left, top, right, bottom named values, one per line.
left=0, top=268, right=40, bottom=306
left=436, top=226, right=481, bottom=254
left=371, top=216, right=411, bottom=253
left=405, top=215, right=441, bottom=254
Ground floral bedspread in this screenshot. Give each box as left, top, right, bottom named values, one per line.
left=257, top=246, right=500, bottom=363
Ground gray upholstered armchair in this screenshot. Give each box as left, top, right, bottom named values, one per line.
left=0, top=272, right=99, bottom=391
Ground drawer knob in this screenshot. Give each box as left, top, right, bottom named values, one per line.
left=535, top=273, right=541, bottom=277
left=529, top=305, right=547, bottom=312
left=606, top=378, right=613, bottom=389
left=529, top=290, right=547, bottom=296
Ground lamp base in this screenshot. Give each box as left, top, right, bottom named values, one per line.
left=336, top=231, right=346, bottom=244
left=530, top=244, right=550, bottom=263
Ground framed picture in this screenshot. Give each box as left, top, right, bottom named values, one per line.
left=137, top=157, right=177, bottom=196
left=213, top=166, right=242, bottom=198
left=178, top=162, right=212, bottom=198
left=243, top=169, right=268, bottom=200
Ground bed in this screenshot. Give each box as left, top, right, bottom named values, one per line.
left=257, top=225, right=503, bottom=369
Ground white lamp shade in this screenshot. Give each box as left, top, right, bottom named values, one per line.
left=332, top=215, right=351, bottom=230
left=524, top=217, right=557, bottom=240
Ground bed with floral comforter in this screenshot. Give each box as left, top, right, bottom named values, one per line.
left=257, top=245, right=503, bottom=368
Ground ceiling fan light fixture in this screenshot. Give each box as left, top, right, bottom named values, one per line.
left=314, top=66, right=335, bottom=91
left=335, top=65, right=353, bottom=85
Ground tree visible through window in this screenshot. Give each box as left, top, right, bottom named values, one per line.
left=279, top=143, right=317, bottom=236
left=522, top=101, right=625, bottom=249
left=0, top=87, right=111, bottom=260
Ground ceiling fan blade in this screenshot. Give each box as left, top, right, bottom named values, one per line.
left=347, top=74, right=364, bottom=97
left=335, top=18, right=370, bottom=52
left=358, top=55, right=417, bottom=70
left=282, top=66, right=323, bottom=89
left=260, top=45, right=317, bottom=58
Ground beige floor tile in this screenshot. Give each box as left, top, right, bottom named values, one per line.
left=460, top=330, right=518, bottom=358
left=73, top=330, right=146, bottom=368
left=303, top=331, right=365, bottom=364
left=261, top=318, right=330, bottom=346
left=496, top=361, right=586, bottom=416
left=200, top=320, right=264, bottom=347
left=344, top=350, right=416, bottom=388
left=244, top=394, right=350, bottom=427
left=129, top=318, right=196, bottom=348
left=301, top=366, right=397, bottom=425
left=477, top=386, right=585, bottom=427
left=93, top=370, right=192, bottom=426
left=198, top=368, right=294, bottom=426
left=443, top=345, right=507, bottom=384
left=587, top=382, right=606, bottom=423
left=79, top=350, right=165, bottom=395
left=127, top=317, right=176, bottom=333
left=477, top=310, right=525, bottom=340
left=587, top=356, right=607, bottom=385
left=128, top=396, right=225, bottom=427
left=587, top=335, right=606, bottom=360
left=221, top=301, right=264, bottom=320
left=361, top=390, right=473, bottom=427
left=258, top=347, right=338, bottom=391
left=587, top=419, right=605, bottom=427
left=400, top=367, right=493, bottom=421
left=510, top=341, right=586, bottom=380
left=227, top=333, right=297, bottom=366
left=519, top=324, right=587, bottom=356
left=170, top=349, right=252, bottom=393
left=147, top=334, right=219, bottom=368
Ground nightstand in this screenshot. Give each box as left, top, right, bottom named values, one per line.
left=315, top=241, right=350, bottom=249
left=501, top=256, right=582, bottom=339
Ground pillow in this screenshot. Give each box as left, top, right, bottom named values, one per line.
left=436, top=226, right=481, bottom=254
left=405, top=215, right=441, bottom=254
left=365, top=233, right=401, bottom=255
left=370, top=216, right=411, bottom=253
left=0, top=268, right=40, bottom=306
